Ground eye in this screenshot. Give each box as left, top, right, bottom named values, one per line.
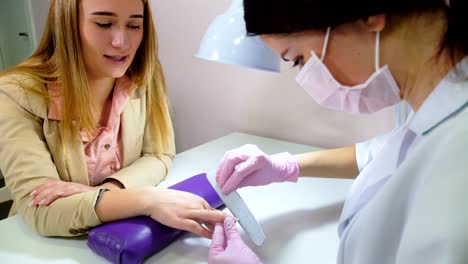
left=292, top=56, right=304, bottom=68
left=95, top=22, right=112, bottom=28
left=127, top=24, right=142, bottom=30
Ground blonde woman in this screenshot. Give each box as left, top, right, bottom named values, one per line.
left=0, top=0, right=227, bottom=238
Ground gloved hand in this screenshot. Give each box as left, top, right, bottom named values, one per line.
left=208, top=217, right=262, bottom=264
left=216, top=144, right=300, bottom=194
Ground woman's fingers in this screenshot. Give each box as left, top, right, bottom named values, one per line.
left=30, top=180, right=60, bottom=197
left=204, top=222, right=216, bottom=233
left=177, top=209, right=228, bottom=238
left=30, top=187, right=64, bottom=206
left=180, top=219, right=213, bottom=239
left=147, top=189, right=231, bottom=239
left=29, top=182, right=94, bottom=206
left=30, top=187, right=53, bottom=206
left=216, top=155, right=244, bottom=187
left=186, top=209, right=228, bottom=224
left=210, top=222, right=226, bottom=250
left=41, top=191, right=63, bottom=206
left=59, top=187, right=83, bottom=197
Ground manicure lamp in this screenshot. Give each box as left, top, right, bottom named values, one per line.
left=196, top=0, right=281, bottom=73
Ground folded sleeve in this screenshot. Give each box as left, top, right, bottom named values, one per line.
left=355, top=130, right=394, bottom=172
left=106, top=154, right=174, bottom=188
left=105, top=95, right=175, bottom=188
left=0, top=91, right=103, bottom=237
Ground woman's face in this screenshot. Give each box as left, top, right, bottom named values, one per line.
left=260, top=21, right=379, bottom=86
left=79, top=0, right=144, bottom=80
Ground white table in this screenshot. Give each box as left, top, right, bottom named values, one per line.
left=0, top=133, right=352, bottom=264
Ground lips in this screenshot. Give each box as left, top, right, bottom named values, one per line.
left=104, top=55, right=129, bottom=62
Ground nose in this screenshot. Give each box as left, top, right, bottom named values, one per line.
left=111, top=27, right=130, bottom=50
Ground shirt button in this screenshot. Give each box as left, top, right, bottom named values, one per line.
left=104, top=144, right=110, bottom=150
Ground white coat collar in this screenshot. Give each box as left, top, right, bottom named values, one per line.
left=408, top=56, right=468, bottom=135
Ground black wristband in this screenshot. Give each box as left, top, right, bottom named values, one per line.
left=94, top=188, right=110, bottom=209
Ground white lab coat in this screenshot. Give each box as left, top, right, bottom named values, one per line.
left=337, top=57, right=468, bottom=264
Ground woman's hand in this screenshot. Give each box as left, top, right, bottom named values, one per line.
left=29, top=180, right=98, bottom=207
left=216, top=144, right=300, bottom=194
left=209, top=217, right=262, bottom=264
left=144, top=187, right=229, bottom=239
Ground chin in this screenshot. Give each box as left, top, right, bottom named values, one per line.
left=109, top=70, right=128, bottom=79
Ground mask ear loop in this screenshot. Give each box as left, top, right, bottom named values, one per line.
left=320, top=27, right=332, bottom=61
left=375, top=31, right=381, bottom=71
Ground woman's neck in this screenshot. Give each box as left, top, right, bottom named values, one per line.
left=88, top=77, right=116, bottom=125
left=384, top=11, right=461, bottom=112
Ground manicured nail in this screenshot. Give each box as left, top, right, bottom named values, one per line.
left=38, top=199, right=46, bottom=205
left=30, top=190, right=37, bottom=196
left=28, top=200, right=35, bottom=207
left=225, top=217, right=235, bottom=227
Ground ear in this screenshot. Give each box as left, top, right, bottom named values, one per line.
left=365, top=14, right=387, bottom=32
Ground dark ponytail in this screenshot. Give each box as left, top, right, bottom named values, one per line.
left=244, top=0, right=445, bottom=35
left=244, top=0, right=467, bottom=59
left=442, top=0, right=468, bottom=61
left=243, top=0, right=468, bottom=64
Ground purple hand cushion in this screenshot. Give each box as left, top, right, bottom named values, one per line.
left=87, top=173, right=224, bottom=264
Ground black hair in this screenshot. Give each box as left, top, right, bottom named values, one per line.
left=244, top=0, right=468, bottom=59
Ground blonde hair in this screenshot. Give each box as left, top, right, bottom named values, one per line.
left=0, top=0, right=172, bottom=157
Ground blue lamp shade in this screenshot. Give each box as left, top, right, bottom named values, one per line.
left=196, top=0, right=281, bottom=73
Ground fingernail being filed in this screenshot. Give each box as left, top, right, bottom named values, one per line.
left=225, top=217, right=236, bottom=227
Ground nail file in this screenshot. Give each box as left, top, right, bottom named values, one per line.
left=207, top=172, right=266, bottom=246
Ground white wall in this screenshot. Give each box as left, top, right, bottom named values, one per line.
left=151, top=0, right=395, bottom=152
left=0, top=0, right=36, bottom=68
left=0, top=0, right=47, bottom=71
left=29, top=0, right=49, bottom=45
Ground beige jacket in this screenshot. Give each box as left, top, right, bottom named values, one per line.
left=0, top=74, right=175, bottom=236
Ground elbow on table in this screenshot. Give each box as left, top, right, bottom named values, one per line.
left=20, top=207, right=89, bottom=237
left=17, top=193, right=101, bottom=237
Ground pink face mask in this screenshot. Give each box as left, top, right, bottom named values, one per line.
left=296, top=27, right=401, bottom=114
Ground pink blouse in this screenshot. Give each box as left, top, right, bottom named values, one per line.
left=47, top=76, right=136, bottom=186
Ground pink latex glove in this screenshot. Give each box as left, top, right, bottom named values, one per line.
left=208, top=217, right=262, bottom=264
left=216, top=144, right=300, bottom=194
